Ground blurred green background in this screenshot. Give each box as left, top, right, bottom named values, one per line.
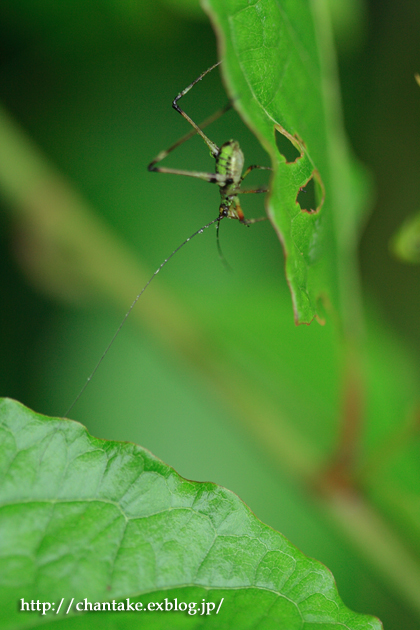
left=1, top=1, right=420, bottom=628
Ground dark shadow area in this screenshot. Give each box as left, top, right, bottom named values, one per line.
left=275, top=128, right=301, bottom=163
left=297, top=176, right=317, bottom=213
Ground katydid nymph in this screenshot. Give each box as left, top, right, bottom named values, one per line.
left=64, top=61, right=271, bottom=416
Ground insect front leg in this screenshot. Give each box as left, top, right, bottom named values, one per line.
left=238, top=187, right=270, bottom=194
left=237, top=164, right=272, bottom=195
left=147, top=101, right=232, bottom=172
left=172, top=62, right=222, bottom=157
left=240, top=164, right=272, bottom=183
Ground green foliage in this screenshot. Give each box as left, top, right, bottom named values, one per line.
left=391, top=211, right=420, bottom=263
left=0, top=1, right=419, bottom=629
left=0, top=398, right=381, bottom=629
left=203, top=0, right=366, bottom=325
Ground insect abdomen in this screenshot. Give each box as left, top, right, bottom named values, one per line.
left=216, top=140, right=244, bottom=185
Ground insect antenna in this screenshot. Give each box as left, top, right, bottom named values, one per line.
left=216, top=218, right=233, bottom=272
left=64, top=215, right=225, bottom=418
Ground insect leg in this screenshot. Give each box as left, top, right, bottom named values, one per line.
left=237, top=164, right=271, bottom=200
left=148, top=166, right=226, bottom=184
left=241, top=216, right=268, bottom=225
left=172, top=62, right=223, bottom=157
left=216, top=218, right=232, bottom=272
left=240, top=164, right=272, bottom=183
left=148, top=101, right=232, bottom=172
left=238, top=187, right=269, bottom=194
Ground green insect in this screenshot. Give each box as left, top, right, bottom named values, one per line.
left=65, top=61, right=270, bottom=416
left=148, top=61, right=270, bottom=232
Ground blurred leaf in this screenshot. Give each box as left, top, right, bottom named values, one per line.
left=203, top=0, right=369, bottom=326
left=391, top=74, right=420, bottom=264
left=326, top=0, right=367, bottom=54
left=391, top=211, right=420, bottom=263
left=1, top=1, right=419, bottom=626
left=160, top=0, right=205, bottom=19
left=0, top=398, right=382, bottom=629
left=0, top=0, right=181, bottom=49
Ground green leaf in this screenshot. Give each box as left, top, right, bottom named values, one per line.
left=391, top=211, right=420, bottom=263
left=0, top=398, right=382, bottom=629
left=202, top=0, right=368, bottom=325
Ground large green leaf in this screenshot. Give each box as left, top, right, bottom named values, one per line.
left=0, top=398, right=382, bottom=629
left=203, top=0, right=367, bottom=325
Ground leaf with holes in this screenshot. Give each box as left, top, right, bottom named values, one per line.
left=0, top=398, right=382, bottom=629
left=203, top=0, right=368, bottom=324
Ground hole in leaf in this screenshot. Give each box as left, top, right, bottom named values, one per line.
left=297, top=176, right=318, bottom=213
left=275, top=128, right=301, bottom=163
